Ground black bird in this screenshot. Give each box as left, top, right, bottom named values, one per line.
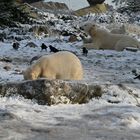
left=49, top=45, right=60, bottom=53
left=40, top=43, right=48, bottom=51
left=132, top=69, right=137, bottom=76
left=12, top=42, right=20, bottom=50
left=134, top=75, right=140, bottom=80
left=82, top=47, right=88, bottom=56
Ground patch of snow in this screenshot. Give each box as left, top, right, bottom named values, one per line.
left=0, top=10, right=140, bottom=139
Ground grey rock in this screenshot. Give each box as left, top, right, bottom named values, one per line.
left=0, top=79, right=102, bottom=105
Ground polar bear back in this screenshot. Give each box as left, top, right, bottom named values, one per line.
left=96, top=29, right=140, bottom=50
left=24, top=51, right=83, bottom=80
left=94, top=29, right=140, bottom=50
left=40, top=51, right=83, bottom=79
left=82, top=23, right=140, bottom=51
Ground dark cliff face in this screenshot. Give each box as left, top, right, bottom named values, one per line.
left=0, top=2, right=39, bottom=27
left=87, top=0, right=105, bottom=5
left=0, top=0, right=70, bottom=27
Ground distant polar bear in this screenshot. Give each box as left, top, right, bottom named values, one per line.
left=23, top=51, right=83, bottom=80
left=81, top=23, right=140, bottom=51
left=110, top=25, right=126, bottom=34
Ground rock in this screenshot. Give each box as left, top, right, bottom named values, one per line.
left=0, top=57, right=12, bottom=63
left=3, top=66, right=11, bottom=71
left=0, top=79, right=103, bottom=105
left=25, top=42, right=38, bottom=48
left=0, top=109, right=17, bottom=120
left=0, top=2, right=44, bottom=27
left=30, top=1, right=69, bottom=13
left=0, top=32, right=6, bottom=41
left=117, top=1, right=140, bottom=13
left=14, top=69, right=21, bottom=72
left=87, top=0, right=105, bottom=6
left=0, top=79, right=139, bottom=106
left=125, top=47, right=138, bottom=52
left=59, top=15, right=75, bottom=21
left=61, top=30, right=73, bottom=36
left=14, top=36, right=24, bottom=41
left=29, top=25, right=49, bottom=36
left=68, top=35, right=78, bottom=42
left=74, top=4, right=107, bottom=16
left=16, top=3, right=40, bottom=20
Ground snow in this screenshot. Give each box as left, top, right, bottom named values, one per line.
left=0, top=95, right=140, bottom=139
left=0, top=10, right=140, bottom=139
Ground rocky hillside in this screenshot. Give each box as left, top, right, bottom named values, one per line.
left=0, top=1, right=70, bottom=27
left=74, top=3, right=107, bottom=16
left=30, top=1, right=69, bottom=13
left=0, top=2, right=39, bottom=27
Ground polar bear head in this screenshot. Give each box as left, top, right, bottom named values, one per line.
left=23, top=66, right=41, bottom=80
left=80, top=23, right=97, bottom=36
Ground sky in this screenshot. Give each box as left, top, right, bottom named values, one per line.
left=44, top=0, right=114, bottom=10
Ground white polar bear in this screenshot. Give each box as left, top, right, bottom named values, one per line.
left=23, top=51, right=83, bottom=80
left=81, top=23, right=140, bottom=51
left=110, top=25, right=126, bottom=34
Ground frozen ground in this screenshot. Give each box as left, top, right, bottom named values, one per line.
left=0, top=37, right=140, bottom=85
left=0, top=11, right=140, bottom=139
left=0, top=35, right=140, bottom=139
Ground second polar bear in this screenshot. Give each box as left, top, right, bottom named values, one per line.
left=81, top=23, right=140, bottom=51
left=23, top=51, right=83, bottom=80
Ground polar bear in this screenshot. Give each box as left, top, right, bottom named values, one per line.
left=23, top=51, right=83, bottom=80
left=81, top=23, right=140, bottom=51
left=110, top=25, right=126, bottom=34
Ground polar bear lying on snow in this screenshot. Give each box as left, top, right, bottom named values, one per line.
left=23, top=51, right=83, bottom=80
left=81, top=23, right=140, bottom=51
left=110, top=24, right=126, bottom=34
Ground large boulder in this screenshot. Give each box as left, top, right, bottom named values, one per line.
left=0, top=79, right=102, bottom=105
left=87, top=0, right=105, bottom=6
left=74, top=3, right=107, bottom=16
left=30, top=1, right=69, bottom=13
left=0, top=79, right=139, bottom=106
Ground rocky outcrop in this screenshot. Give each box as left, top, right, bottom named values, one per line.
left=74, top=3, right=107, bottom=16
left=0, top=79, right=139, bottom=106
left=0, top=79, right=102, bottom=105
left=0, top=2, right=39, bottom=27
left=0, top=1, right=70, bottom=27
left=87, top=0, right=105, bottom=6
left=30, top=1, right=69, bottom=13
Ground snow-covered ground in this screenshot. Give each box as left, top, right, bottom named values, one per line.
left=0, top=10, right=140, bottom=139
